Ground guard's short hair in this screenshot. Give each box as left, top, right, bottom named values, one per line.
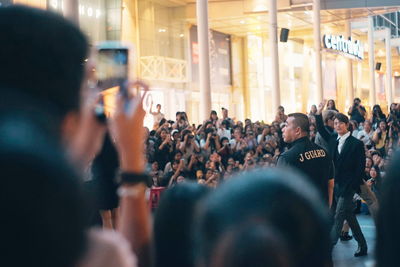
left=288, top=113, right=310, bottom=133
left=334, top=113, right=349, bottom=124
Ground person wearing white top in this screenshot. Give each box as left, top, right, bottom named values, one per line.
left=357, top=121, right=374, bottom=147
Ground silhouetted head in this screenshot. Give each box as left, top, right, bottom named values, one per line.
left=195, top=168, right=331, bottom=267
left=0, top=116, right=88, bottom=267
left=154, top=183, right=210, bottom=267
left=209, top=222, right=292, bottom=267
left=376, top=152, right=400, bottom=267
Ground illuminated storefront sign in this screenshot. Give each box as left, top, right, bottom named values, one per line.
left=323, top=35, right=364, bottom=60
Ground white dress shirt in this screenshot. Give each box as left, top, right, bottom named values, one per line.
left=337, top=131, right=351, bottom=154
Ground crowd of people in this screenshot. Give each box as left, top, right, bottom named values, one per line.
left=145, top=98, right=397, bottom=193
left=3, top=4, right=400, bottom=267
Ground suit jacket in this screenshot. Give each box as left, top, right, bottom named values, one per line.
left=315, top=114, right=365, bottom=196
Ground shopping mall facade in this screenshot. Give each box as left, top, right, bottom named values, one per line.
left=3, top=0, right=400, bottom=124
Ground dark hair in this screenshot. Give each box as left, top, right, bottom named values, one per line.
left=159, top=118, right=167, bottom=127
left=181, top=129, right=192, bottom=142
left=377, top=120, right=388, bottom=140
left=288, top=113, right=310, bottom=133
left=0, top=6, right=88, bottom=119
left=322, top=110, right=337, bottom=124
left=172, top=159, right=181, bottom=166
left=154, top=183, right=209, bottom=267
left=210, top=223, right=291, bottom=267
left=334, top=113, right=349, bottom=124
left=327, top=99, right=337, bottom=110
left=195, top=169, right=331, bottom=267
left=0, top=117, right=87, bottom=267
left=220, top=137, right=229, bottom=144
left=348, top=120, right=358, bottom=132
left=376, top=152, right=400, bottom=267
left=205, top=127, right=215, bottom=136
left=174, top=150, right=183, bottom=156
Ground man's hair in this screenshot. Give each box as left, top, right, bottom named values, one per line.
left=334, top=113, right=349, bottom=124
left=322, top=110, right=337, bottom=124
left=288, top=113, right=310, bottom=133
left=0, top=6, right=88, bottom=119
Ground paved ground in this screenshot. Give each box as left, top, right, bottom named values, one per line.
left=333, top=215, right=376, bottom=267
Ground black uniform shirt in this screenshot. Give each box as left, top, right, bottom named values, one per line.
left=277, top=136, right=333, bottom=202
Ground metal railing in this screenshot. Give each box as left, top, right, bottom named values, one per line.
left=140, top=56, right=187, bottom=83
left=373, top=11, right=400, bottom=38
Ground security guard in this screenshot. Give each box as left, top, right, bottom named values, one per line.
left=278, top=113, right=334, bottom=206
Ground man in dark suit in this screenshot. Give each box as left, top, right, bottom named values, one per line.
left=315, top=100, right=367, bottom=257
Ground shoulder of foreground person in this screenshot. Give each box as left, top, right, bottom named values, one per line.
left=76, top=228, right=138, bottom=267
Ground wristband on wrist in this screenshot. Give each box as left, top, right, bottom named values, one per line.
left=117, top=184, right=147, bottom=198
left=116, top=171, right=151, bottom=187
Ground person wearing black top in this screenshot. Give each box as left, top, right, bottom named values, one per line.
left=91, top=133, right=119, bottom=229
left=278, top=113, right=334, bottom=206
left=316, top=101, right=368, bottom=257
left=348, top=98, right=366, bottom=124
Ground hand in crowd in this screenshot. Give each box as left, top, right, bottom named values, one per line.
left=317, top=99, right=327, bottom=115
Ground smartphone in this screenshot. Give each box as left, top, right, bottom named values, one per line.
left=94, top=42, right=130, bottom=121
left=96, top=42, right=129, bottom=97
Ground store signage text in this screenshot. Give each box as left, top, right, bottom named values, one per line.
left=323, top=35, right=364, bottom=60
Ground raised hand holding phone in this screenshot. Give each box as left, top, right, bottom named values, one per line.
left=109, top=80, right=149, bottom=173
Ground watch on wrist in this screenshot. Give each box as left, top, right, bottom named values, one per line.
left=116, top=171, right=151, bottom=187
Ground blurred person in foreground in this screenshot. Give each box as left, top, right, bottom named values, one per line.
left=0, top=5, right=152, bottom=267
left=376, top=152, right=400, bottom=267
left=195, top=169, right=332, bottom=267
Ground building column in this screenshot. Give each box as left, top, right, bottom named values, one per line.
left=268, top=0, right=280, bottom=114
left=386, top=28, right=393, bottom=107
left=196, top=0, right=212, bottom=121
left=368, top=16, right=376, bottom=106
left=313, top=0, right=323, bottom=103
left=345, top=20, right=354, bottom=102
left=63, top=0, right=79, bottom=26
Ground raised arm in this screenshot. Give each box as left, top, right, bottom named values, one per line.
left=315, top=100, right=331, bottom=142
left=110, top=81, right=151, bottom=267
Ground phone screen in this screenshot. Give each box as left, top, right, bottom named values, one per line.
left=96, top=48, right=128, bottom=91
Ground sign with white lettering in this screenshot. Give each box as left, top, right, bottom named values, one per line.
left=323, top=35, right=364, bottom=60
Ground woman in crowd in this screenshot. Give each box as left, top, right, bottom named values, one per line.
left=326, top=99, right=339, bottom=112
left=154, top=128, right=173, bottom=170
left=372, top=105, right=386, bottom=130
left=349, top=120, right=360, bottom=138
left=179, top=129, right=200, bottom=163
left=373, top=120, right=389, bottom=157
left=367, top=165, right=382, bottom=199
left=209, top=110, right=219, bottom=126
